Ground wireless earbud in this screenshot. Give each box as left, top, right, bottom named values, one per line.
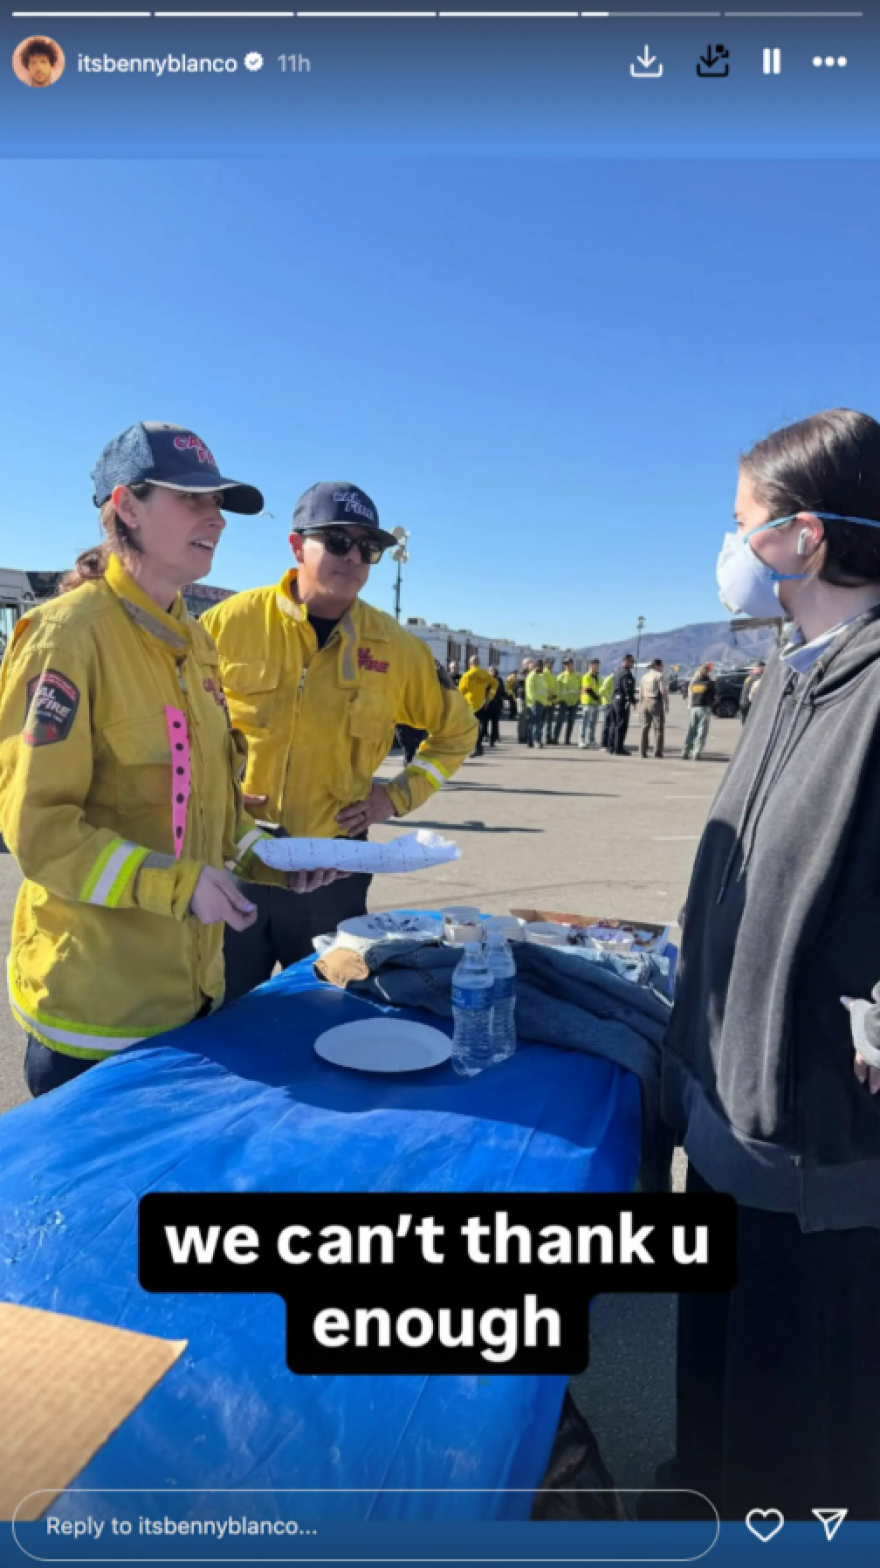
left=797, top=529, right=812, bottom=556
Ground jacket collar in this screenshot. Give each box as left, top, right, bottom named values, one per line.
left=276, top=568, right=365, bottom=685
left=105, top=553, right=190, bottom=655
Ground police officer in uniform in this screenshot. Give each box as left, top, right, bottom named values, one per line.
left=605, top=653, right=637, bottom=754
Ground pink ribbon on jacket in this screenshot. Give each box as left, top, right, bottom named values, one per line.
left=165, top=705, right=191, bottom=859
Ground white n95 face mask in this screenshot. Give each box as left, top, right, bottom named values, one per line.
left=716, top=510, right=880, bottom=619
left=716, top=518, right=810, bottom=619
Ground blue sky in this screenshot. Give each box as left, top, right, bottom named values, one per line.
left=2, top=159, right=877, bottom=647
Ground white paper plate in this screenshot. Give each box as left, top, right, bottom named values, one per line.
left=314, top=1018, right=452, bottom=1073
left=335, top=912, right=440, bottom=952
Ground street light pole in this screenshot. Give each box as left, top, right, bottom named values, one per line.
left=391, top=527, right=410, bottom=623
left=636, top=615, right=646, bottom=665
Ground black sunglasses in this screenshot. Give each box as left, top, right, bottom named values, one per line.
left=305, top=527, right=385, bottom=565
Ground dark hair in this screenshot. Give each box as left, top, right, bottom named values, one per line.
left=741, top=409, right=880, bottom=587
left=58, top=484, right=150, bottom=594
left=652, top=659, right=663, bottom=669
left=22, top=37, right=58, bottom=68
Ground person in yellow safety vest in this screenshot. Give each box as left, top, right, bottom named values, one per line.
left=553, top=657, right=581, bottom=745
left=0, top=422, right=340, bottom=1100
left=600, top=668, right=624, bottom=750
left=203, top=482, right=478, bottom=999
left=578, top=659, right=604, bottom=748
left=524, top=658, right=550, bottom=749
left=541, top=658, right=559, bottom=743
left=458, top=655, right=499, bottom=758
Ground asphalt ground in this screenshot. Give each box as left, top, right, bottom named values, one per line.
left=0, top=698, right=741, bottom=1491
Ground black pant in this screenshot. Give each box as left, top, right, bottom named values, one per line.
left=554, top=704, right=577, bottom=744
left=25, top=1036, right=95, bottom=1098
left=476, top=711, right=498, bottom=746
left=223, top=872, right=373, bottom=1003
left=670, top=1165, right=880, bottom=1521
left=605, top=699, right=630, bottom=753
left=24, top=997, right=216, bottom=1097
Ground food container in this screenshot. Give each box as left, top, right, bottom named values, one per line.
left=441, top=906, right=484, bottom=944
left=525, top=921, right=573, bottom=947
left=511, top=908, right=669, bottom=953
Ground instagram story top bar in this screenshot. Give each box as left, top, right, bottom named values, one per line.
left=7, top=5, right=869, bottom=13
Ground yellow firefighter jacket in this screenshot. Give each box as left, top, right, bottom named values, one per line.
left=458, top=666, right=499, bottom=714
left=556, top=670, right=581, bottom=705
left=202, top=571, right=478, bottom=839
left=0, top=555, right=277, bottom=1060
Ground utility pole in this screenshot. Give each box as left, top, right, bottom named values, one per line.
left=391, top=527, right=410, bottom=623
left=636, top=615, right=646, bottom=665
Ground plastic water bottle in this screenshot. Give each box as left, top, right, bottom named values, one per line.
left=485, top=923, right=517, bottom=1063
left=451, top=942, right=495, bottom=1077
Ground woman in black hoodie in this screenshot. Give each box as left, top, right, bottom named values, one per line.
left=658, top=410, right=880, bottom=1522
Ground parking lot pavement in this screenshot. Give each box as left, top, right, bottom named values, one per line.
left=0, top=699, right=740, bottom=1491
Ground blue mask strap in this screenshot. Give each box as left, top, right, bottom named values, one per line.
left=743, top=511, right=880, bottom=582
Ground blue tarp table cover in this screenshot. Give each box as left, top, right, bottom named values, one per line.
left=0, top=947, right=641, bottom=1523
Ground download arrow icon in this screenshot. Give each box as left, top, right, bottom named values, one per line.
left=631, top=44, right=662, bottom=78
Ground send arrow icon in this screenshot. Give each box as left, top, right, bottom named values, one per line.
left=812, top=1509, right=848, bottom=1541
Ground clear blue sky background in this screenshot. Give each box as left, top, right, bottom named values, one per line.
left=2, top=160, right=876, bottom=647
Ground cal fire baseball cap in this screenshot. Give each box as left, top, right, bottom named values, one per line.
left=91, top=422, right=264, bottom=515
left=292, top=481, right=398, bottom=548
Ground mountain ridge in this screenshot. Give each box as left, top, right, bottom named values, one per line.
left=571, top=619, right=776, bottom=672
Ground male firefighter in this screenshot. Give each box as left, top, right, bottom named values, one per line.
left=204, top=482, right=477, bottom=996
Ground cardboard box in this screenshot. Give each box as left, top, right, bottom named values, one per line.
left=0, top=1303, right=186, bottom=1521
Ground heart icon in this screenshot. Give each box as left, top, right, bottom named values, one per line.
left=746, top=1508, right=785, bottom=1542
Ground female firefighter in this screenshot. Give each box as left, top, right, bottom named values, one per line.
left=0, top=421, right=338, bottom=1097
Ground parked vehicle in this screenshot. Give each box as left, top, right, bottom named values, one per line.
left=712, top=667, right=752, bottom=719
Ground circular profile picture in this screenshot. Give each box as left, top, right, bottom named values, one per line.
left=13, top=36, right=65, bottom=88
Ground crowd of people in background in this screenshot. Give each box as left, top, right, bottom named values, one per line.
left=425, top=649, right=768, bottom=763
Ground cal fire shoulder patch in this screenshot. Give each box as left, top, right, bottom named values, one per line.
left=24, top=670, right=80, bottom=746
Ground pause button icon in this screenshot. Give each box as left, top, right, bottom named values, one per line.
left=763, top=47, right=782, bottom=74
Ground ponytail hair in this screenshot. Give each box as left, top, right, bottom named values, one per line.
left=58, top=485, right=151, bottom=595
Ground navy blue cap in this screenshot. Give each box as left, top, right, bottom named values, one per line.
left=292, top=482, right=398, bottom=548
left=91, top=422, right=264, bottom=515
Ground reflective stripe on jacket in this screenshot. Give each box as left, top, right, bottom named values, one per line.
left=203, top=571, right=477, bottom=839
left=0, top=555, right=275, bottom=1059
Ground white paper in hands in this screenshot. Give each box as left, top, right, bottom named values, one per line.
left=252, top=828, right=461, bottom=876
